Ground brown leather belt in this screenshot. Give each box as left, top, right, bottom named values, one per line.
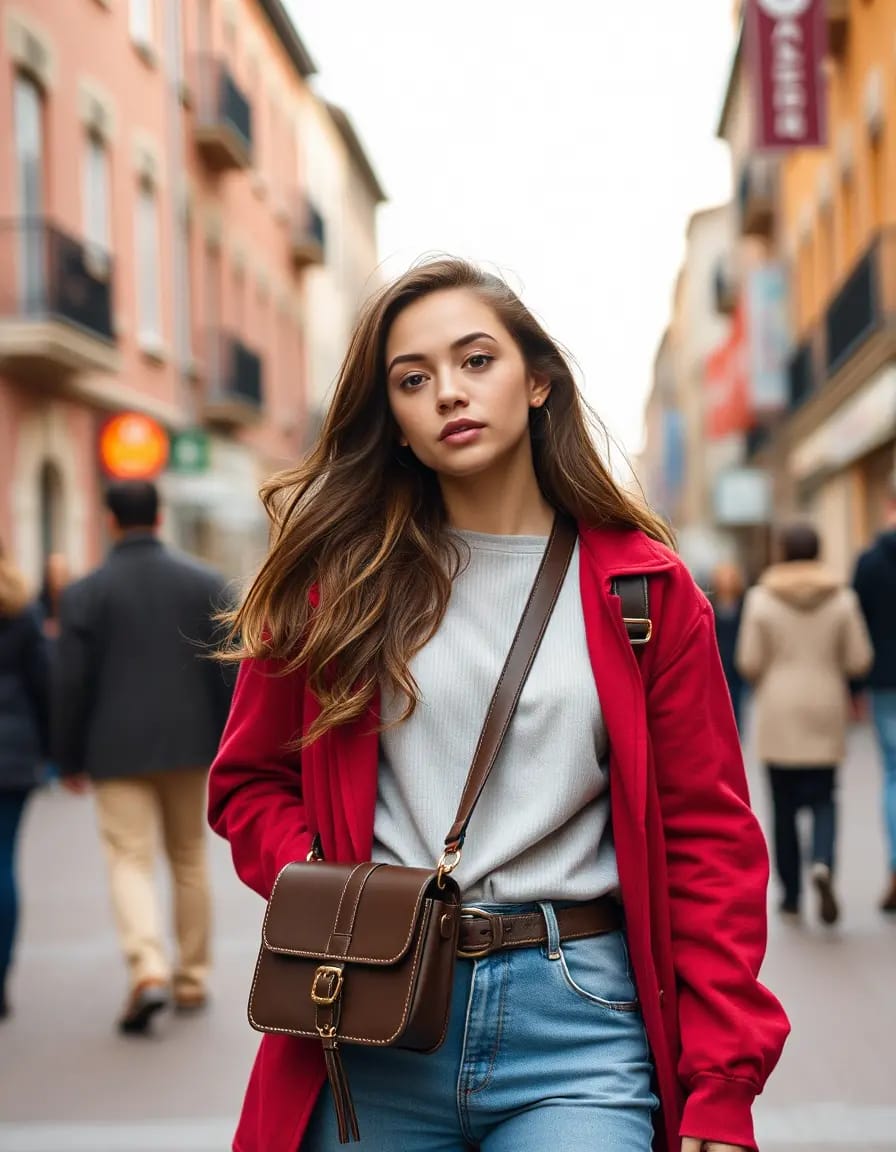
left=456, top=896, right=622, bottom=960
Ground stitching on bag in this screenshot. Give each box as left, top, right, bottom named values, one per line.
left=331, top=863, right=366, bottom=938
left=259, top=861, right=292, bottom=953
left=262, top=872, right=434, bottom=962
left=249, top=902, right=435, bottom=1044
left=340, top=863, right=381, bottom=941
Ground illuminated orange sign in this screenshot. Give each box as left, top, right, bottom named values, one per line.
left=99, top=412, right=169, bottom=479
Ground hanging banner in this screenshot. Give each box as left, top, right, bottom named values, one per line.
left=746, top=0, right=829, bottom=149
left=745, top=263, right=790, bottom=412
left=705, top=303, right=752, bottom=440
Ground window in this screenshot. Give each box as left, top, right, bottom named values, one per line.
left=129, top=0, right=154, bottom=47
left=135, top=182, right=161, bottom=346
left=14, top=73, right=44, bottom=311
left=14, top=73, right=43, bottom=215
left=83, top=135, right=111, bottom=258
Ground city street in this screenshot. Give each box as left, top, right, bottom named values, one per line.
left=0, top=720, right=894, bottom=1152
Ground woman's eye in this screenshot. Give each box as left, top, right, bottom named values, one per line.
left=400, top=373, right=427, bottom=390
left=465, top=353, right=493, bottom=370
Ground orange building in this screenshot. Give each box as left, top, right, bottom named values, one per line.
left=0, top=1, right=383, bottom=584
left=716, top=0, right=895, bottom=578
left=776, top=0, right=896, bottom=576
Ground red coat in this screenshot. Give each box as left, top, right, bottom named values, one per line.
left=209, top=524, right=789, bottom=1152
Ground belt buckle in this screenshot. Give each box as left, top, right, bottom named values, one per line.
left=457, top=907, right=504, bottom=959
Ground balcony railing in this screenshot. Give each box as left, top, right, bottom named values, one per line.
left=0, top=217, right=118, bottom=378
left=204, top=331, right=264, bottom=424
left=825, top=240, right=878, bottom=375
left=291, top=196, right=326, bottom=267
left=193, top=57, right=252, bottom=171
left=823, top=228, right=896, bottom=377
left=787, top=338, right=816, bottom=411
left=737, top=157, right=776, bottom=238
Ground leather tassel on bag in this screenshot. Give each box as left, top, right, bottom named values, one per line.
left=321, top=1033, right=360, bottom=1144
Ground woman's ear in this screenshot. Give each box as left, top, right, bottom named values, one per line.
left=529, top=372, right=552, bottom=408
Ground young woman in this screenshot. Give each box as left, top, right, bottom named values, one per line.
left=209, top=258, right=789, bottom=1152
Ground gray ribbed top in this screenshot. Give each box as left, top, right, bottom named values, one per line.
left=373, top=529, right=618, bottom=903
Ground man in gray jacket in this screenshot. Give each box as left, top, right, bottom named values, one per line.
left=53, top=481, right=234, bottom=1034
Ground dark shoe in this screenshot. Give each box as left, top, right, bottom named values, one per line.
left=173, top=992, right=208, bottom=1016
left=812, top=863, right=839, bottom=925
left=118, top=980, right=169, bottom=1035
left=0, top=990, right=8, bottom=1020
left=880, top=873, right=896, bottom=913
left=778, top=898, right=800, bottom=920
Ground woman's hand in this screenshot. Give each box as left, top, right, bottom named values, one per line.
left=681, top=1141, right=751, bottom=1152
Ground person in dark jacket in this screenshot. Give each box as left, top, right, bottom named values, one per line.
left=853, top=476, right=896, bottom=913
left=53, top=481, right=234, bottom=1034
left=0, top=542, right=49, bottom=1018
left=709, top=561, right=746, bottom=735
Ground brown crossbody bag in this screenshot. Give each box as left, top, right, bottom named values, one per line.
left=247, top=516, right=652, bottom=1143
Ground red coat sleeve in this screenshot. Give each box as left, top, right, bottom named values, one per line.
left=208, top=656, right=312, bottom=899
left=646, top=595, right=790, bottom=1148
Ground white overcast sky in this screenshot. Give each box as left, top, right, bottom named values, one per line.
left=286, top=1, right=737, bottom=456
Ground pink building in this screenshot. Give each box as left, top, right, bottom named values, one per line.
left=0, top=0, right=382, bottom=584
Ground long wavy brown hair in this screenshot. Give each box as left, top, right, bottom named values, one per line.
left=0, top=540, right=29, bottom=618
left=225, top=257, right=672, bottom=743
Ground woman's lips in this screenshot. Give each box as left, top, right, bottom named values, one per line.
left=441, top=426, right=484, bottom=446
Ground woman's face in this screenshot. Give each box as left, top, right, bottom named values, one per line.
left=385, top=288, right=550, bottom=481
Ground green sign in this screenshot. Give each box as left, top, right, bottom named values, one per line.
left=169, top=430, right=210, bottom=474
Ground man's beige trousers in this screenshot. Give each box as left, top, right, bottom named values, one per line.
left=93, top=769, right=211, bottom=995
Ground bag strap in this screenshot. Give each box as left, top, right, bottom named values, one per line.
left=438, top=514, right=577, bottom=884
left=612, top=575, right=652, bottom=646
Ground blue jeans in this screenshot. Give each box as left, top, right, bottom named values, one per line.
left=871, top=691, right=896, bottom=871
left=0, top=790, right=31, bottom=988
left=305, top=902, right=658, bottom=1150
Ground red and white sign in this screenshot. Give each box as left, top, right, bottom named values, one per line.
left=746, top=0, right=828, bottom=150
left=705, top=303, right=752, bottom=440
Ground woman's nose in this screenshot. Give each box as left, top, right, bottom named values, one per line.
left=435, top=370, right=468, bottom=412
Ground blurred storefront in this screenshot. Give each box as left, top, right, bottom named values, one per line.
left=0, top=1, right=383, bottom=587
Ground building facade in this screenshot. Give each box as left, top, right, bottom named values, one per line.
left=641, top=206, right=742, bottom=582
left=0, top=0, right=382, bottom=586
left=776, top=0, right=896, bottom=578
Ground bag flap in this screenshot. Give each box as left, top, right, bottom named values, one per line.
left=263, top=862, right=449, bottom=965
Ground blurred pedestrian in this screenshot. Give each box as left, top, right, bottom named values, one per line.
left=36, top=552, right=70, bottom=784
left=37, top=551, right=70, bottom=642
left=737, top=523, right=873, bottom=925
left=852, top=474, right=896, bottom=913
left=709, top=560, right=746, bottom=734
left=52, top=481, right=234, bottom=1035
left=0, top=541, right=49, bottom=1019
left=209, top=258, right=787, bottom=1152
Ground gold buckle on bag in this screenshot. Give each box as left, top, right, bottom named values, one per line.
left=310, top=966, right=344, bottom=1006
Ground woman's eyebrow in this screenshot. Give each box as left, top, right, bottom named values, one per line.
left=387, top=332, right=497, bottom=376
